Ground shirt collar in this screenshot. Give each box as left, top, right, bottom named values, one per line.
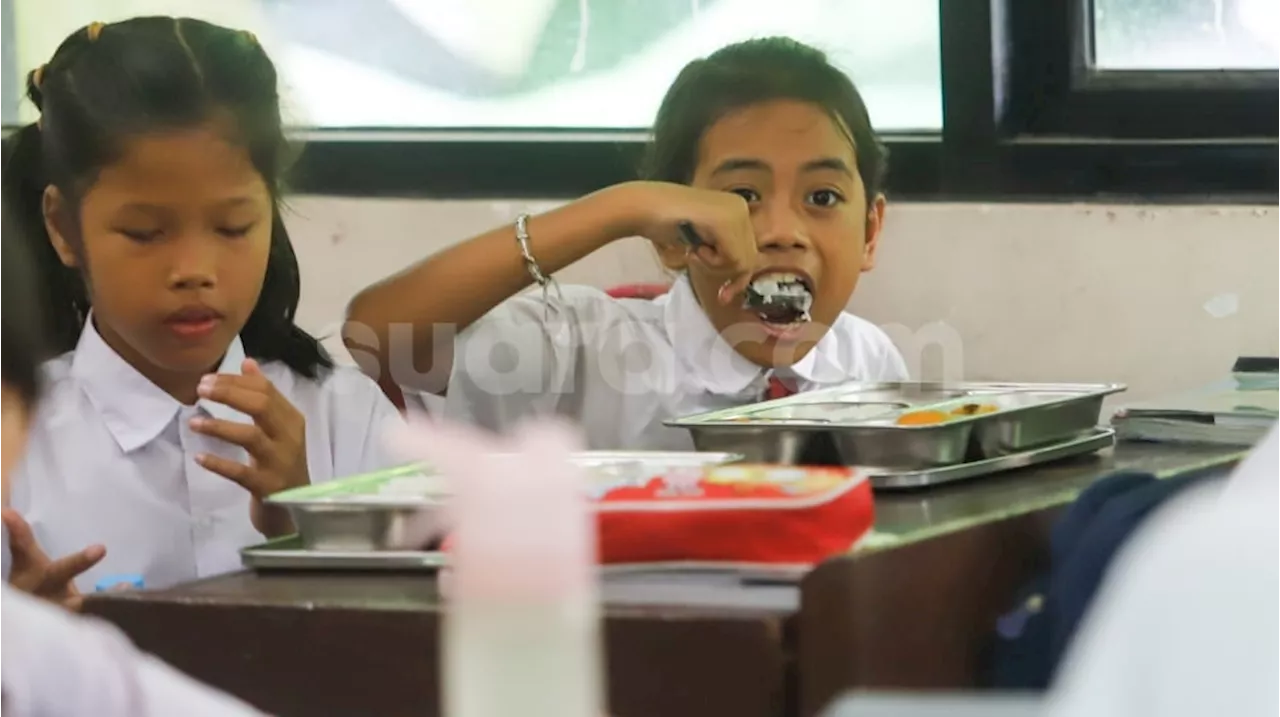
left=71, top=317, right=250, bottom=453
left=660, top=275, right=860, bottom=395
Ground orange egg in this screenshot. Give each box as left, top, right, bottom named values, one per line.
left=895, top=410, right=949, bottom=426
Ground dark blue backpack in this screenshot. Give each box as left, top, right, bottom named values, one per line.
left=985, top=468, right=1219, bottom=689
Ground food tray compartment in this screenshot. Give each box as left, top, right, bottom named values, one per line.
left=291, top=505, right=431, bottom=552
left=266, top=464, right=446, bottom=552
left=971, top=391, right=1113, bottom=455
left=830, top=421, right=975, bottom=468
left=855, top=390, right=1115, bottom=457
left=687, top=425, right=825, bottom=464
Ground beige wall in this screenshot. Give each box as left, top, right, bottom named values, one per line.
left=285, top=198, right=1279, bottom=408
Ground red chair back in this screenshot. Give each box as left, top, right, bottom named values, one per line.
left=606, top=283, right=671, bottom=300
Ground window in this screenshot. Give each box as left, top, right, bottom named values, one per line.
left=3, top=0, right=942, bottom=131
left=3, top=0, right=1275, bottom=199
left=996, top=0, right=1278, bottom=142
left=1093, top=0, right=1278, bottom=70
left=953, top=0, right=1276, bottom=201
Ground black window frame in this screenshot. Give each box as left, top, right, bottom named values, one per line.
left=6, top=0, right=1276, bottom=202
left=1006, top=0, right=1277, bottom=139
left=936, top=0, right=1278, bottom=201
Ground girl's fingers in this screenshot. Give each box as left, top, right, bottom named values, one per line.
left=241, top=358, right=264, bottom=376
left=195, top=452, right=264, bottom=496
left=43, top=545, right=106, bottom=589
left=197, top=381, right=271, bottom=418
left=190, top=417, right=269, bottom=455
left=1, top=508, right=43, bottom=560
left=685, top=238, right=754, bottom=280
left=197, top=374, right=299, bottom=439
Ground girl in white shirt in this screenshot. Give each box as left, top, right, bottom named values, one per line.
left=346, top=37, right=908, bottom=451
left=1, top=199, right=262, bottom=716
left=1, top=18, right=401, bottom=594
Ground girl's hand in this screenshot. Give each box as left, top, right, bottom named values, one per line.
left=2, top=508, right=106, bottom=611
left=620, top=181, right=759, bottom=303
left=191, top=359, right=309, bottom=536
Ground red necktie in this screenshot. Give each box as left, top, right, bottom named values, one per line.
left=765, top=375, right=798, bottom=401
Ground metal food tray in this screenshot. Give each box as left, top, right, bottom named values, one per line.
left=265, top=463, right=444, bottom=552
left=242, top=535, right=809, bottom=584
left=666, top=381, right=1125, bottom=469
left=268, top=451, right=744, bottom=552
left=242, top=535, right=447, bottom=571
left=865, top=427, right=1116, bottom=490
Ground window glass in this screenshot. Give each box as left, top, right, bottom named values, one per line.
left=1093, top=0, right=1279, bottom=69
left=4, top=0, right=943, bottom=131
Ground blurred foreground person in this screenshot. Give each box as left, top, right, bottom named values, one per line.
left=1045, top=426, right=1279, bottom=717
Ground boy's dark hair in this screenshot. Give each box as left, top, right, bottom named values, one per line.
left=641, top=37, right=888, bottom=204
left=0, top=17, right=331, bottom=378
left=2, top=208, right=49, bottom=407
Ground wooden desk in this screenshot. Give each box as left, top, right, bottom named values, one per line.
left=83, top=569, right=797, bottom=717
left=83, top=442, right=1243, bottom=717
left=797, top=441, right=1243, bottom=716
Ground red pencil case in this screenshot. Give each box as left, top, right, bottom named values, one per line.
left=593, top=464, right=874, bottom=566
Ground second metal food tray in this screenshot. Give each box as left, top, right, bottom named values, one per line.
left=267, top=451, right=745, bottom=552
left=242, top=535, right=448, bottom=571
left=666, top=381, right=1125, bottom=469
left=241, top=535, right=810, bottom=584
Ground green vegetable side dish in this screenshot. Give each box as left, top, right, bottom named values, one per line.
left=267, top=463, right=441, bottom=504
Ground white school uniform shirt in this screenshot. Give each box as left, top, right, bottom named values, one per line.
left=8, top=321, right=404, bottom=592
left=406, top=276, right=908, bottom=450
left=1, top=585, right=264, bottom=716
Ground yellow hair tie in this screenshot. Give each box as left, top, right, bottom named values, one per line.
left=242, top=30, right=258, bottom=45
left=32, top=64, right=45, bottom=89
left=86, top=22, right=104, bottom=41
